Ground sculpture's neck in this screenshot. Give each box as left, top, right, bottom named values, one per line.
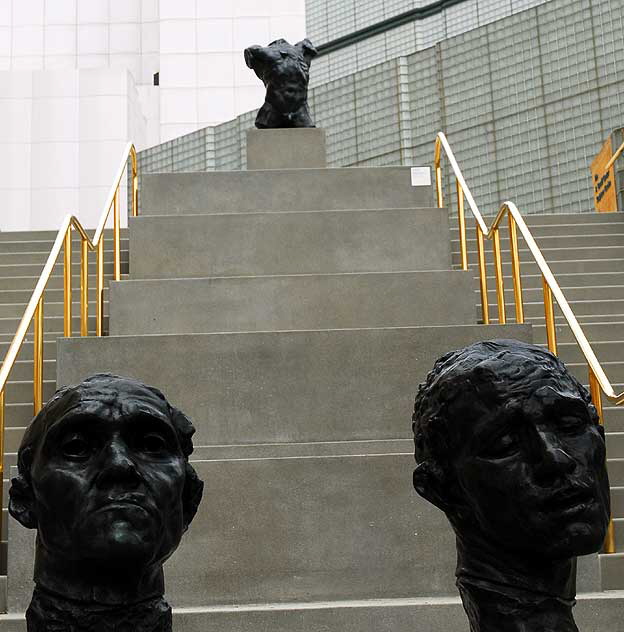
left=34, top=539, right=165, bottom=606
left=26, top=586, right=172, bottom=632
left=455, top=535, right=578, bottom=632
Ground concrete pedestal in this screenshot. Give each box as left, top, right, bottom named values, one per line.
left=246, top=128, right=326, bottom=170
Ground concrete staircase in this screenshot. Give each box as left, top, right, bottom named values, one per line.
left=1, top=151, right=623, bottom=629
left=450, top=212, right=624, bottom=592
left=0, top=229, right=129, bottom=612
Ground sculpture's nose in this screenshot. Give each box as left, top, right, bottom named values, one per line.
left=532, top=429, right=576, bottom=483
left=95, top=438, right=141, bottom=490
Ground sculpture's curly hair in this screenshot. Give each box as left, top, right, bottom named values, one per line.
left=412, top=339, right=597, bottom=495
left=10, top=373, right=203, bottom=531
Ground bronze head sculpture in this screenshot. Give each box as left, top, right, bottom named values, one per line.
left=244, top=38, right=318, bottom=129
left=412, top=340, right=610, bottom=632
left=9, top=374, right=204, bottom=632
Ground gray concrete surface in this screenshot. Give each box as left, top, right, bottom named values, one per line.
left=140, top=168, right=433, bottom=214
left=57, top=325, right=531, bottom=445
left=3, top=593, right=624, bottom=632
left=246, top=128, right=326, bottom=170
left=129, top=209, right=451, bottom=279
left=6, top=450, right=601, bottom=611
left=109, top=271, right=476, bottom=335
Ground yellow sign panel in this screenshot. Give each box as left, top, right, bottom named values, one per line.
left=591, top=136, right=618, bottom=212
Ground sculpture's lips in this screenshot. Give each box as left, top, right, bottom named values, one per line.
left=544, top=487, right=595, bottom=513
left=94, top=494, right=156, bottom=517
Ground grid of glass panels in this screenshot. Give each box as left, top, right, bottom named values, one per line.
left=138, top=0, right=623, bottom=217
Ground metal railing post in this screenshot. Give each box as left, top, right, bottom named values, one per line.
left=492, top=228, right=506, bottom=324
left=456, top=180, right=468, bottom=271
left=63, top=229, right=72, bottom=337
left=33, top=297, right=44, bottom=414
left=589, top=367, right=616, bottom=553
left=476, top=223, right=489, bottom=325
left=96, top=238, right=104, bottom=336
left=114, top=188, right=121, bottom=282
left=508, top=213, right=524, bottom=324
left=542, top=276, right=558, bottom=355
left=81, top=238, right=89, bottom=336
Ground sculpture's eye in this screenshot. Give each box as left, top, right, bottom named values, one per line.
left=61, top=434, right=92, bottom=461
left=480, top=433, right=518, bottom=460
left=559, top=415, right=586, bottom=433
left=137, top=432, right=168, bottom=455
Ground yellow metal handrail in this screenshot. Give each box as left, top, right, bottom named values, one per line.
left=435, top=131, right=619, bottom=552
left=0, top=142, right=137, bottom=525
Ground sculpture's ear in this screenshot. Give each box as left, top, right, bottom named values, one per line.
left=296, top=39, right=318, bottom=64
left=413, top=461, right=452, bottom=514
left=9, top=473, right=37, bottom=529
left=181, top=463, right=204, bottom=531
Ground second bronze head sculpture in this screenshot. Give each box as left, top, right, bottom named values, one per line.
left=9, top=374, right=204, bottom=632
left=412, top=340, right=610, bottom=632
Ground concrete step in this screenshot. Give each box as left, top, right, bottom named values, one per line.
left=0, top=239, right=128, bottom=253
left=0, top=249, right=128, bottom=264
left=0, top=260, right=128, bottom=278
left=129, top=209, right=451, bottom=279
left=453, top=246, right=624, bottom=267
left=550, top=341, right=624, bottom=366
left=451, top=220, right=624, bottom=238
left=0, top=228, right=129, bottom=241
left=455, top=233, right=624, bottom=251
left=0, top=301, right=108, bottom=319
left=612, top=487, right=624, bottom=516
left=482, top=285, right=624, bottom=304
left=449, top=212, right=624, bottom=227
left=0, top=287, right=103, bottom=304
left=4, top=401, right=35, bottom=428
left=6, top=440, right=603, bottom=610
left=2, top=588, right=622, bottom=631
left=0, top=273, right=123, bottom=291
left=141, top=168, right=433, bottom=215
left=609, top=459, right=624, bottom=486
left=0, top=340, right=57, bottom=362
left=532, top=322, right=624, bottom=345
left=109, top=271, right=476, bottom=335
left=607, top=433, right=624, bottom=459
left=57, top=324, right=530, bottom=445
left=0, top=315, right=99, bottom=335
left=3, top=380, right=55, bottom=405
left=487, top=298, right=624, bottom=319
left=600, top=553, right=624, bottom=590
left=465, top=258, right=624, bottom=276
left=5, top=359, right=55, bottom=382
left=478, top=271, right=624, bottom=290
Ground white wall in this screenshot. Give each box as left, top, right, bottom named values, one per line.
left=158, top=0, right=306, bottom=141
left=0, top=0, right=306, bottom=230
left=0, top=67, right=146, bottom=231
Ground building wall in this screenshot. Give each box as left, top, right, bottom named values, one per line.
left=137, top=0, right=624, bottom=217
left=157, top=0, right=306, bottom=142
left=0, top=0, right=306, bottom=230
left=306, top=0, right=551, bottom=85
left=0, top=67, right=146, bottom=231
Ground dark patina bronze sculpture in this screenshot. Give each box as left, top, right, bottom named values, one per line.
left=9, top=374, right=204, bottom=632
left=244, top=38, right=317, bottom=129
left=412, top=340, right=610, bottom=632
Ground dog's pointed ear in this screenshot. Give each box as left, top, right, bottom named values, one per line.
left=413, top=461, right=451, bottom=514
left=9, top=473, right=37, bottom=529
left=296, top=39, right=318, bottom=65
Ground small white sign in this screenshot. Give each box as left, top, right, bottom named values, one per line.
left=411, top=167, right=431, bottom=187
